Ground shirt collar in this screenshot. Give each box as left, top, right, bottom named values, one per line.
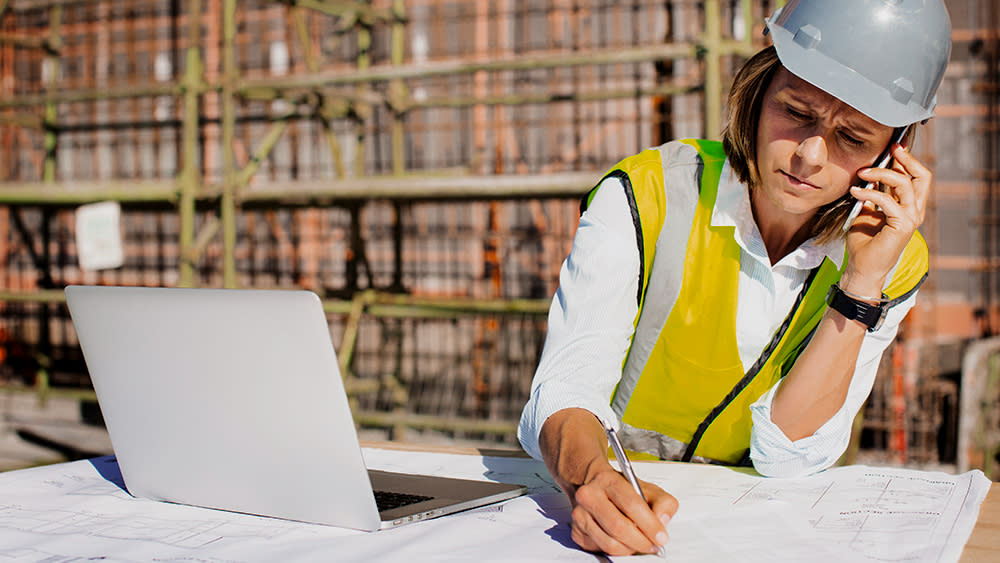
left=711, top=159, right=845, bottom=270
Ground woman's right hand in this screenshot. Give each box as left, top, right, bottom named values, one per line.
left=569, top=464, right=676, bottom=555
left=539, top=408, right=678, bottom=555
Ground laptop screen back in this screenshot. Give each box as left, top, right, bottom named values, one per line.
left=66, top=285, right=382, bottom=530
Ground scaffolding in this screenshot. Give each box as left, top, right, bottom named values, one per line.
left=0, top=0, right=996, bottom=461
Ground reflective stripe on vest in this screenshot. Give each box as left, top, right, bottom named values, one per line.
left=586, top=139, right=928, bottom=465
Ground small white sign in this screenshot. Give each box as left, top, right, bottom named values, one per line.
left=75, top=201, right=124, bottom=271
left=270, top=40, right=289, bottom=76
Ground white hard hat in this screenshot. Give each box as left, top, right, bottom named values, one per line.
left=766, top=0, right=952, bottom=127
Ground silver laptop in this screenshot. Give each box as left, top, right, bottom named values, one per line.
left=65, top=285, right=526, bottom=531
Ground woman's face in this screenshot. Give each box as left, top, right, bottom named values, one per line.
left=754, top=67, right=895, bottom=225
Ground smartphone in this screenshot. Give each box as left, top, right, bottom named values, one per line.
left=841, top=124, right=910, bottom=232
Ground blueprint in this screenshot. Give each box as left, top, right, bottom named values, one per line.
left=606, top=460, right=991, bottom=563
left=0, top=448, right=990, bottom=563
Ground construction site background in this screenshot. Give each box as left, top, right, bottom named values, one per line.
left=0, top=0, right=997, bottom=476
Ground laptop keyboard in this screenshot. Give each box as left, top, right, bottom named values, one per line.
left=374, top=490, right=434, bottom=512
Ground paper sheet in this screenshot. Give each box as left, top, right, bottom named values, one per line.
left=0, top=449, right=989, bottom=563
left=75, top=201, right=124, bottom=271
left=609, top=461, right=991, bottom=563
left=0, top=452, right=587, bottom=563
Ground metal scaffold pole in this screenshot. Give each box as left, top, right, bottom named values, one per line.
left=221, top=0, right=237, bottom=287
left=703, top=0, right=722, bottom=139
left=179, top=0, right=203, bottom=288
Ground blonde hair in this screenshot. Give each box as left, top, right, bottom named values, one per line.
left=721, top=46, right=916, bottom=243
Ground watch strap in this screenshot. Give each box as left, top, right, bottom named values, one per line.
left=825, top=284, right=887, bottom=332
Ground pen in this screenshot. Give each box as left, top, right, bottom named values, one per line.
left=605, top=422, right=644, bottom=499
left=604, top=421, right=667, bottom=557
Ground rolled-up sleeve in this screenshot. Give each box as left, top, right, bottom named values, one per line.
left=749, top=290, right=919, bottom=477
left=517, top=178, right=640, bottom=460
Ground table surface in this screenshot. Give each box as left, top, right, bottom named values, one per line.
left=1, top=439, right=993, bottom=561
left=361, top=441, right=1000, bottom=563
left=958, top=481, right=1000, bottom=563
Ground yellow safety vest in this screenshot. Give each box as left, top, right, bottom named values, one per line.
left=584, top=139, right=928, bottom=465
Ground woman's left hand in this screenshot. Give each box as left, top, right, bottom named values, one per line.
left=842, top=143, right=931, bottom=296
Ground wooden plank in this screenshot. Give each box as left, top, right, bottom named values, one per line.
left=961, top=483, right=1000, bottom=563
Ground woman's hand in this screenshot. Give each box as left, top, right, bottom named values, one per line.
left=539, top=408, right=678, bottom=555
left=772, top=144, right=930, bottom=440
left=843, top=144, right=932, bottom=296
left=569, top=466, right=676, bottom=555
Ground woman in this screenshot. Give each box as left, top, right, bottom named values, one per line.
left=518, top=0, right=953, bottom=556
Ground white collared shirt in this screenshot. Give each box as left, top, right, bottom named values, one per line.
left=518, top=159, right=916, bottom=477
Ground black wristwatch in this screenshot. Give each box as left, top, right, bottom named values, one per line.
left=825, top=284, right=888, bottom=332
